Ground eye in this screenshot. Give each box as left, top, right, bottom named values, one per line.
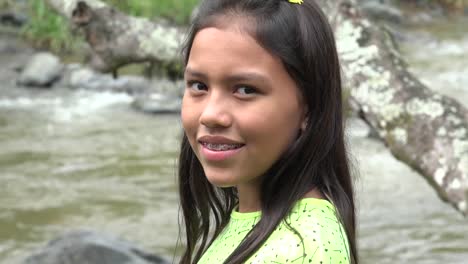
left=187, top=81, right=208, bottom=92
left=236, top=86, right=257, bottom=96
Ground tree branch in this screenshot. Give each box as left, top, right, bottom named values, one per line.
left=320, top=0, right=468, bottom=215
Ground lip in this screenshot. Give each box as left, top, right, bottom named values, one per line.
left=197, top=135, right=245, bottom=162
left=197, top=135, right=243, bottom=145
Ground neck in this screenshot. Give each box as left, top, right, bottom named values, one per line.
left=303, top=187, right=324, bottom=199
left=236, top=185, right=325, bottom=213
left=236, top=183, right=261, bottom=213
left=237, top=183, right=325, bottom=213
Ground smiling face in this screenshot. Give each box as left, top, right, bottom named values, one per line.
left=181, top=25, right=305, bottom=199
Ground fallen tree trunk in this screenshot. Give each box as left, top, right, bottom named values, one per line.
left=45, top=0, right=468, bottom=216
left=437, top=0, right=468, bottom=12
left=318, top=0, right=468, bottom=215
left=46, top=0, right=184, bottom=75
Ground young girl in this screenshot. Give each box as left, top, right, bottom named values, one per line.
left=178, top=0, right=357, bottom=263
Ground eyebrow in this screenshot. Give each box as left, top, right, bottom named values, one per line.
left=184, top=67, right=270, bottom=85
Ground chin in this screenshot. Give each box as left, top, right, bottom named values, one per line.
left=204, top=173, right=238, bottom=188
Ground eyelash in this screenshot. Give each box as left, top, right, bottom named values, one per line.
left=186, top=80, right=207, bottom=92
left=236, top=86, right=257, bottom=95
left=186, top=80, right=259, bottom=97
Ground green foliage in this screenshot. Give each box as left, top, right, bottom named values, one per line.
left=21, top=0, right=199, bottom=54
left=105, top=0, right=200, bottom=25
left=22, top=0, right=79, bottom=54
left=0, top=0, right=13, bottom=9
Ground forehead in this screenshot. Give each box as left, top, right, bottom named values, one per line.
left=187, top=26, right=284, bottom=75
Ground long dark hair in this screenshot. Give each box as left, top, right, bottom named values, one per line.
left=177, top=0, right=357, bottom=263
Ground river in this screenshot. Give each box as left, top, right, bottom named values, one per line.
left=0, top=17, right=467, bottom=264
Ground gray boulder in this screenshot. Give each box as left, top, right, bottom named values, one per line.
left=23, top=230, right=170, bottom=264
left=65, top=65, right=151, bottom=94
left=0, top=11, right=28, bottom=27
left=17, top=52, right=64, bottom=87
left=360, top=1, right=403, bottom=24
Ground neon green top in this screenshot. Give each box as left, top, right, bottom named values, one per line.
left=198, top=198, right=350, bottom=264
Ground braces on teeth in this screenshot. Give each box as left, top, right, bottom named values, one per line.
left=203, top=143, right=242, bottom=151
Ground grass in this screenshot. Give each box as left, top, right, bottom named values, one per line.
left=21, top=0, right=200, bottom=54
left=106, top=0, right=200, bottom=25
left=21, top=0, right=80, bottom=54
left=0, top=0, right=14, bottom=9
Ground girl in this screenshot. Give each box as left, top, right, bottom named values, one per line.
left=178, top=0, right=357, bottom=263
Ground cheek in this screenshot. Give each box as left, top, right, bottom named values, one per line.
left=242, top=106, right=302, bottom=153
left=181, top=96, right=195, bottom=128
left=181, top=98, right=199, bottom=145
left=240, top=115, right=299, bottom=180
left=249, top=103, right=302, bottom=136
left=180, top=108, right=190, bottom=132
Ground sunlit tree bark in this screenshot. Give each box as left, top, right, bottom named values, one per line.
left=45, top=0, right=468, bottom=216
left=46, top=0, right=183, bottom=75
left=318, top=0, right=468, bottom=216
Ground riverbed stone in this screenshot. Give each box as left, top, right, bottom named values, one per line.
left=17, top=52, right=64, bottom=88
left=66, top=65, right=150, bottom=94
left=0, top=11, right=28, bottom=27
left=22, top=230, right=169, bottom=264
left=360, top=1, right=403, bottom=23
left=150, top=78, right=185, bottom=97
left=132, top=93, right=181, bottom=114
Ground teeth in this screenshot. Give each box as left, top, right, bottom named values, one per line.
left=203, top=142, right=242, bottom=151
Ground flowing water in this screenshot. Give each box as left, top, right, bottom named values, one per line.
left=0, top=88, right=182, bottom=263
left=0, top=17, right=468, bottom=264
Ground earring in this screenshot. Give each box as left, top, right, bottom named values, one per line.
left=301, top=119, right=308, bottom=132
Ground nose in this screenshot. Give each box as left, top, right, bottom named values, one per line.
left=199, top=91, right=232, bottom=129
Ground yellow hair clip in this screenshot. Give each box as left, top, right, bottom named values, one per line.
left=288, top=0, right=303, bottom=4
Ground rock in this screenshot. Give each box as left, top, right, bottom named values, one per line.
left=132, top=93, right=181, bottom=114
left=61, top=64, right=184, bottom=97
left=17, top=52, right=64, bottom=88
left=150, top=78, right=185, bottom=97
left=65, top=65, right=151, bottom=94
left=23, top=230, right=170, bottom=264
left=109, top=76, right=151, bottom=95
left=0, top=11, right=28, bottom=27
left=360, top=1, right=403, bottom=24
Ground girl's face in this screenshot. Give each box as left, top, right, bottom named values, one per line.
left=182, top=26, right=305, bottom=194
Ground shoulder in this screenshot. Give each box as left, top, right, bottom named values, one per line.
left=246, top=199, right=350, bottom=264
left=289, top=199, right=350, bottom=263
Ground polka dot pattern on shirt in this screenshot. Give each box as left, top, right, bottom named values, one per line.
left=198, top=198, right=350, bottom=264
